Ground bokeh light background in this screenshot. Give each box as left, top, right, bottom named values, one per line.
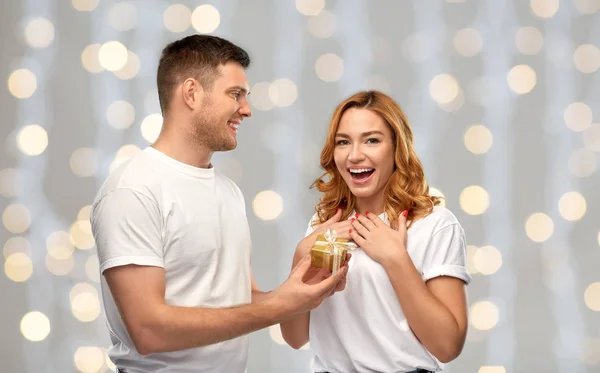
left=1, top=0, right=599, bottom=372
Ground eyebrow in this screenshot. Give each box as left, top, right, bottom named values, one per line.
left=229, top=85, right=251, bottom=96
left=335, top=131, right=385, bottom=138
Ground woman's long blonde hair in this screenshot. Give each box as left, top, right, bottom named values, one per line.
left=311, top=91, right=441, bottom=229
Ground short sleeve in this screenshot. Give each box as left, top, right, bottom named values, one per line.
left=421, top=223, right=471, bottom=285
left=91, top=188, right=164, bottom=274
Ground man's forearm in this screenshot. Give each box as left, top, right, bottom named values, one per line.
left=251, top=289, right=272, bottom=304
left=134, top=295, right=288, bottom=355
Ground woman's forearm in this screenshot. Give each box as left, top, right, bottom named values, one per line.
left=383, top=252, right=465, bottom=363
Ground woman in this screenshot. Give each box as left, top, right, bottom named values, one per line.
left=281, top=91, right=471, bottom=373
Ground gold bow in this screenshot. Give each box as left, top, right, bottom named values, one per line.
left=313, top=228, right=357, bottom=275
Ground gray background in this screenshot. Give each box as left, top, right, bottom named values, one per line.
left=1, top=0, right=599, bottom=372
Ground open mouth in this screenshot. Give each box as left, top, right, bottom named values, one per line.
left=348, top=168, right=375, bottom=181
left=228, top=122, right=239, bottom=133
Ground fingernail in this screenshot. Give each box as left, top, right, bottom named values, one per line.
left=402, top=210, right=408, bottom=217
left=349, top=229, right=353, bottom=233
left=351, top=218, right=356, bottom=222
left=355, top=213, right=360, bottom=217
left=365, top=211, right=369, bottom=216
left=337, top=207, right=341, bottom=212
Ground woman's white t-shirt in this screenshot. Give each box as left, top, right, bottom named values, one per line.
left=308, top=206, right=471, bottom=373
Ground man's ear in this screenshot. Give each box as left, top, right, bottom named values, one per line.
left=181, top=78, right=204, bottom=110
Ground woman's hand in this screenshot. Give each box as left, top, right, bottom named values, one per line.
left=349, top=210, right=409, bottom=266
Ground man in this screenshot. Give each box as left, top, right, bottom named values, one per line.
left=90, top=35, right=347, bottom=373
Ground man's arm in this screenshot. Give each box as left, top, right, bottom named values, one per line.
left=105, top=255, right=345, bottom=355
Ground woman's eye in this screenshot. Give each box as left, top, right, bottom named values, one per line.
left=367, top=138, right=380, bottom=144
left=336, top=140, right=349, bottom=146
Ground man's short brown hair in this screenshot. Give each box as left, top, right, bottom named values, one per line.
left=157, top=35, right=250, bottom=114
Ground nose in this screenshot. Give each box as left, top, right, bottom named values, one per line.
left=348, top=144, right=365, bottom=162
left=238, top=99, right=252, bottom=118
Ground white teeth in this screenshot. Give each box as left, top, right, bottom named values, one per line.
left=349, top=168, right=374, bottom=173
left=228, top=122, right=239, bottom=129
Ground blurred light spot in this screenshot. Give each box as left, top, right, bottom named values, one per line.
left=308, top=10, right=335, bottom=38
left=582, top=337, right=600, bottom=365
left=81, top=44, right=104, bottom=73
left=268, top=79, right=298, bottom=107
left=439, top=89, right=465, bottom=112
left=525, top=213, right=554, bottom=242
left=296, top=0, right=325, bottom=16
left=110, top=144, right=141, bottom=173
left=20, top=311, right=50, bottom=341
left=46, top=254, right=74, bottom=276
left=0, top=168, right=19, bottom=198
left=453, top=28, right=482, bottom=57
left=114, top=51, right=140, bottom=80
left=85, top=255, right=100, bottom=283
left=70, top=220, right=95, bottom=250
left=558, top=191, right=586, bottom=221
left=74, top=346, right=105, bottom=373
left=2, top=204, right=31, bottom=234
left=583, top=124, right=600, bottom=152
left=508, top=64, right=536, bottom=94
left=315, top=53, right=344, bottom=82
left=479, top=367, right=506, bottom=373
left=464, top=124, right=493, bottom=154
left=78, top=205, right=92, bottom=222
left=269, top=324, right=286, bottom=345
left=3, top=236, right=31, bottom=259
left=5, top=252, right=33, bottom=282
left=8, top=69, right=37, bottom=99
left=47, top=230, right=75, bottom=260
left=459, top=185, right=489, bottom=215
left=253, top=190, right=284, bottom=221
left=191, top=5, right=220, bottom=33
left=24, top=18, right=55, bottom=48
left=584, top=282, right=600, bottom=311
left=249, top=82, right=275, bottom=111
left=569, top=148, right=597, bottom=177
left=565, top=102, right=592, bottom=132
left=99, top=41, right=128, bottom=72
left=515, top=26, right=543, bottom=55
left=163, top=4, right=191, bottom=33
left=574, top=0, right=600, bottom=14
left=17, top=124, right=48, bottom=156
left=70, top=283, right=101, bottom=322
left=473, top=245, right=502, bottom=275
left=402, top=32, right=439, bottom=63
left=72, top=0, right=99, bottom=12
left=106, top=100, right=135, bottom=130
left=573, top=44, right=600, bottom=74
left=470, top=301, right=499, bottom=330
left=141, top=114, right=163, bottom=143
left=466, top=76, right=492, bottom=106
left=70, top=148, right=98, bottom=177
left=466, top=245, right=479, bottom=274
left=109, top=1, right=137, bottom=31
left=366, top=75, right=391, bottom=94
left=530, top=0, right=559, bottom=18
left=429, top=74, right=459, bottom=104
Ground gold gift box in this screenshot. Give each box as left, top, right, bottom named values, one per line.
left=310, top=229, right=356, bottom=274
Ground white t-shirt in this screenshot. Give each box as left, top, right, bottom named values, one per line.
left=91, top=147, right=252, bottom=373
left=308, top=206, right=471, bottom=373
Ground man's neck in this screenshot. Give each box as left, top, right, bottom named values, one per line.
left=152, top=122, right=213, bottom=169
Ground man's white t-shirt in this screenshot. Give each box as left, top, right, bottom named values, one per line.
left=307, top=206, right=471, bottom=373
left=91, top=147, right=252, bottom=373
